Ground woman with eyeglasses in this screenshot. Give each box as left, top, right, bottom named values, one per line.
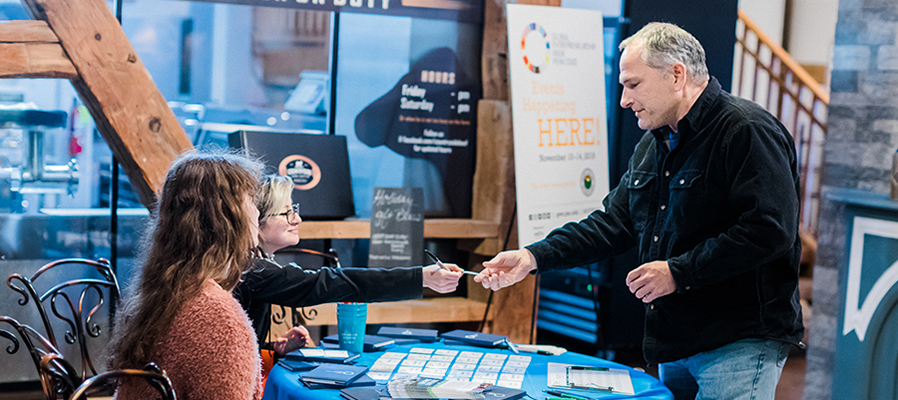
left=235, top=174, right=464, bottom=357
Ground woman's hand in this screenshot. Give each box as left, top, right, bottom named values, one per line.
left=273, top=325, right=314, bottom=356
left=422, top=264, right=463, bottom=293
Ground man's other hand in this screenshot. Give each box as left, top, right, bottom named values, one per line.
left=626, top=260, right=676, bottom=303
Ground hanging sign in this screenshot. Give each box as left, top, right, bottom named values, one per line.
left=185, top=0, right=483, bottom=23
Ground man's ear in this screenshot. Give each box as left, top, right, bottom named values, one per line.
left=671, top=62, right=688, bottom=89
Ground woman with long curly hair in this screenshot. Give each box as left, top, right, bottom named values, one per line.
left=111, top=151, right=263, bottom=400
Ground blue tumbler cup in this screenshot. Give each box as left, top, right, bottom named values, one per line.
left=336, top=302, right=367, bottom=354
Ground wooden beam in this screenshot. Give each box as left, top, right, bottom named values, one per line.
left=0, top=21, right=76, bottom=79
left=461, top=100, right=515, bottom=256
left=0, top=42, right=77, bottom=79
left=0, top=20, right=61, bottom=43
left=481, top=0, right=510, bottom=101
left=295, top=219, right=500, bottom=240
left=473, top=0, right=560, bottom=344
left=22, top=0, right=193, bottom=207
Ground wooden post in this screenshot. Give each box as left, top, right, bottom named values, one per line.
left=22, top=0, right=193, bottom=207
left=468, top=0, right=560, bottom=344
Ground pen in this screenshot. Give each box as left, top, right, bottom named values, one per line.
left=504, top=338, right=520, bottom=354
left=424, top=249, right=451, bottom=272
left=423, top=249, right=480, bottom=275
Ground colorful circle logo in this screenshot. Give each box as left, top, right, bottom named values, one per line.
left=279, top=155, right=321, bottom=191
left=521, top=23, right=550, bottom=73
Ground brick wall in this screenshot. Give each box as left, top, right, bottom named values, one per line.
left=803, top=1, right=898, bottom=398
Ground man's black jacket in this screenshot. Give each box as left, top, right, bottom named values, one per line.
left=235, top=258, right=422, bottom=350
left=527, top=77, right=804, bottom=363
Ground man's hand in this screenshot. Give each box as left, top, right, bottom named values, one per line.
left=474, top=249, right=538, bottom=291
left=423, top=264, right=463, bottom=293
left=626, top=260, right=677, bottom=303
left=273, top=325, right=313, bottom=356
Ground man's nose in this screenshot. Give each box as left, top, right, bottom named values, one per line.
left=620, top=89, right=632, bottom=109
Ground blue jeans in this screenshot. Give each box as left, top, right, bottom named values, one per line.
left=658, top=338, right=789, bottom=400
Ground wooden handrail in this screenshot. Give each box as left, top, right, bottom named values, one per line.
left=734, top=10, right=829, bottom=236
left=735, top=35, right=827, bottom=129
left=738, top=10, right=829, bottom=104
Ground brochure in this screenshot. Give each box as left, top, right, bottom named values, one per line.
left=546, top=362, right=635, bottom=395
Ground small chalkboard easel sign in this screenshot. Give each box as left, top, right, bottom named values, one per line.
left=368, top=187, right=424, bottom=268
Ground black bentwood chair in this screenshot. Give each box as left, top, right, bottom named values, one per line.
left=68, top=362, right=177, bottom=400
left=1, top=315, right=66, bottom=393
left=2, top=316, right=177, bottom=400
left=269, top=247, right=342, bottom=326
left=6, top=258, right=120, bottom=381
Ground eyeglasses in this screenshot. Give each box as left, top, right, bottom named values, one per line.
left=266, top=203, right=300, bottom=222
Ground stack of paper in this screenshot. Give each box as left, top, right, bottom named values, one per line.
left=386, top=377, right=487, bottom=399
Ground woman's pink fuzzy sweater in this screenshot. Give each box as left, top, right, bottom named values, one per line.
left=115, top=279, right=263, bottom=400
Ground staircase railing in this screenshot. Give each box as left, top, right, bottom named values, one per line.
left=733, top=10, right=828, bottom=236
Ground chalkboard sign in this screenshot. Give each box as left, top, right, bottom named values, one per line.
left=368, top=187, right=424, bottom=268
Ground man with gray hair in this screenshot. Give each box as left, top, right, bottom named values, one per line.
left=475, top=22, right=803, bottom=399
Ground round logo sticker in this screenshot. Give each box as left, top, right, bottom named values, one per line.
left=580, top=168, right=595, bottom=196
left=279, top=155, right=321, bottom=191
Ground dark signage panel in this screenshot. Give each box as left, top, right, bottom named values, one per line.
left=354, top=48, right=479, bottom=217
left=185, top=0, right=484, bottom=23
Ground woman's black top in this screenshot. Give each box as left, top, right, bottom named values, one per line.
left=234, top=257, right=423, bottom=350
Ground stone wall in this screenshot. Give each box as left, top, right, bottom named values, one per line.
left=803, top=0, right=898, bottom=398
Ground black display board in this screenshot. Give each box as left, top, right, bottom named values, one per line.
left=368, top=187, right=424, bottom=268
left=229, top=131, right=355, bottom=220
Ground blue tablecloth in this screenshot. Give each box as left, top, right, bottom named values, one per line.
left=263, top=342, right=672, bottom=400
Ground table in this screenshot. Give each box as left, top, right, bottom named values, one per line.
left=263, top=342, right=672, bottom=400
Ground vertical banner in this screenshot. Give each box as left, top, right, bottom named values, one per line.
left=506, top=4, right=610, bottom=246
left=368, top=187, right=424, bottom=267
